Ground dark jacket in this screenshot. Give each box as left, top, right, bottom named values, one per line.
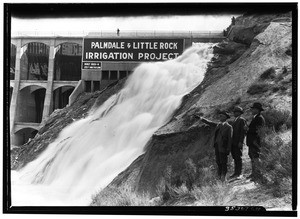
left=232, top=116, right=247, bottom=146
left=246, top=113, right=266, bottom=146
left=201, top=118, right=233, bottom=154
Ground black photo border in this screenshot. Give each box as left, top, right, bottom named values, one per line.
left=3, top=2, right=298, bottom=216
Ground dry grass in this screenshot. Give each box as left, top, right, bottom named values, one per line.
left=192, top=182, right=237, bottom=206
left=90, top=185, right=153, bottom=206
left=157, top=165, right=238, bottom=206
left=158, top=179, right=238, bottom=206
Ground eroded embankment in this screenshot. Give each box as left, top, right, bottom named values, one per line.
left=99, top=12, right=292, bottom=202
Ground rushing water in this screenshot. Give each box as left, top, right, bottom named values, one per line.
left=11, top=43, right=215, bottom=206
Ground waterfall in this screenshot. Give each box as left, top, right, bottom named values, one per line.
left=11, top=43, right=215, bottom=206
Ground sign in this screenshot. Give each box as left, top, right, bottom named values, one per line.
left=82, top=38, right=184, bottom=63
left=82, top=62, right=102, bottom=69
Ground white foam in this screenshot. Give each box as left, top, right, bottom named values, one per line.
left=11, top=43, right=215, bottom=206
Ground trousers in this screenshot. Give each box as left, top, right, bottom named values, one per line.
left=247, top=135, right=261, bottom=159
left=215, top=148, right=228, bottom=179
left=231, top=144, right=243, bottom=175
left=251, top=157, right=261, bottom=177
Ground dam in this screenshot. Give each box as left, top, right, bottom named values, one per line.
left=10, top=30, right=225, bottom=146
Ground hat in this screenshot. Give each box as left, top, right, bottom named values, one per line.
left=218, top=110, right=230, bottom=119
left=233, top=106, right=244, bottom=114
left=250, top=102, right=264, bottom=111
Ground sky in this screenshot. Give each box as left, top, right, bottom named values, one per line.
left=11, top=15, right=237, bottom=36
left=9, top=2, right=244, bottom=36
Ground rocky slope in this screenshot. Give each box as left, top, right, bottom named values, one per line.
left=98, top=11, right=293, bottom=203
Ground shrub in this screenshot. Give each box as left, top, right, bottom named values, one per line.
left=282, top=66, right=288, bottom=75
left=160, top=158, right=199, bottom=194
left=247, top=82, right=269, bottom=95
left=260, top=67, right=276, bottom=80
left=279, top=85, right=288, bottom=91
left=156, top=177, right=170, bottom=201
left=182, top=158, right=197, bottom=190
left=262, top=109, right=292, bottom=131
left=90, top=185, right=152, bottom=206
left=156, top=155, right=234, bottom=205
left=157, top=156, right=219, bottom=203
left=275, top=74, right=285, bottom=82
left=272, top=84, right=288, bottom=93
left=196, top=166, right=219, bottom=188
left=258, top=127, right=292, bottom=197
left=158, top=181, right=237, bottom=206
left=272, top=85, right=280, bottom=93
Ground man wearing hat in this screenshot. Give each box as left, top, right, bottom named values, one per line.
left=246, top=102, right=266, bottom=180
left=230, top=106, right=247, bottom=179
left=196, top=110, right=233, bottom=182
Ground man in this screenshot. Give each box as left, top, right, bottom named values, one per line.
left=230, top=106, right=247, bottom=179
left=246, top=102, right=266, bottom=180
left=231, top=16, right=236, bottom=25
left=196, top=111, right=233, bottom=182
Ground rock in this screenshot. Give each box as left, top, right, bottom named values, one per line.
left=213, top=45, right=235, bottom=55
left=213, top=41, right=247, bottom=55
left=230, top=25, right=256, bottom=45
left=229, top=23, right=269, bottom=46
left=272, top=17, right=292, bottom=23
left=255, top=22, right=291, bottom=46
left=228, top=12, right=291, bottom=46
